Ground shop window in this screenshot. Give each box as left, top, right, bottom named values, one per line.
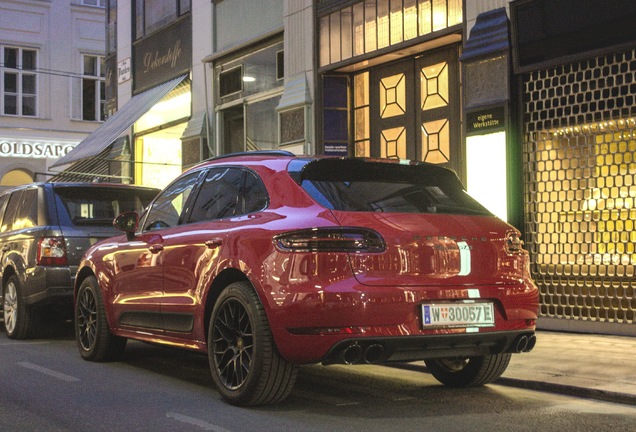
left=215, top=39, right=284, bottom=155
left=1, top=46, right=37, bottom=116
left=354, top=72, right=370, bottom=157
left=523, top=48, right=636, bottom=325
left=276, top=50, right=284, bottom=81
left=0, top=169, right=33, bottom=187
left=246, top=97, right=281, bottom=151
left=322, top=75, right=349, bottom=156
left=215, top=40, right=283, bottom=105
left=319, top=0, right=462, bottom=67
left=72, top=55, right=105, bottom=122
left=219, top=67, right=242, bottom=98
left=421, top=119, right=449, bottom=164
left=135, top=0, right=191, bottom=39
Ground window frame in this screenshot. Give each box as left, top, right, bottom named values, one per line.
left=1, top=46, right=38, bottom=117
left=73, top=54, right=106, bottom=122
left=141, top=170, right=203, bottom=232
left=134, top=0, right=191, bottom=40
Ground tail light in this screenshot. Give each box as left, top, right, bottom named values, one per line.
left=37, top=237, right=68, bottom=266
left=273, top=227, right=385, bottom=253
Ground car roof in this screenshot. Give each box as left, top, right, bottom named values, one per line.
left=0, top=182, right=159, bottom=197
left=191, top=150, right=458, bottom=177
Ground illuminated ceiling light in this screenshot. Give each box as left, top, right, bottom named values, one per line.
left=243, top=76, right=256, bottom=82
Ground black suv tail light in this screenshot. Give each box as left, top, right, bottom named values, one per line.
left=37, top=237, right=68, bottom=266
left=273, top=227, right=385, bottom=253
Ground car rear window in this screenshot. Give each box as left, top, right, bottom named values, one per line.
left=293, top=158, right=491, bottom=216
left=54, top=186, right=158, bottom=226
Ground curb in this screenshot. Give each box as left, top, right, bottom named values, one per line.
left=390, top=363, right=636, bottom=407
left=496, top=377, right=636, bottom=407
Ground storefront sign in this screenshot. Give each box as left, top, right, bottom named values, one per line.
left=133, top=17, right=192, bottom=93
left=0, top=140, right=77, bottom=159
left=118, top=57, right=131, bottom=84
left=466, top=107, right=505, bottom=134
left=324, top=144, right=348, bottom=156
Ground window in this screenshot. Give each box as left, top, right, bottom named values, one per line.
left=107, top=0, right=118, bottom=54
left=189, top=168, right=243, bottom=222
left=188, top=168, right=268, bottom=223
left=296, top=159, right=490, bottom=215
left=54, top=186, right=157, bottom=226
left=135, top=0, right=191, bottom=39
left=0, top=194, right=10, bottom=233
left=82, top=0, right=106, bottom=6
left=1, top=46, right=37, bottom=116
left=15, top=188, right=38, bottom=230
left=143, top=171, right=200, bottom=231
left=1, top=189, right=38, bottom=232
left=72, top=55, right=105, bottom=121
left=319, top=0, right=462, bottom=67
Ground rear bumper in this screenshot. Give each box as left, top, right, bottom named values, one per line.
left=321, top=330, right=537, bottom=365
left=23, top=265, right=75, bottom=306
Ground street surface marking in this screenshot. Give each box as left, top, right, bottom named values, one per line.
left=0, top=341, right=50, bottom=346
left=166, top=412, right=232, bottom=432
left=17, top=361, right=80, bottom=382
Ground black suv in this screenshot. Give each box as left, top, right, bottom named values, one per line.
left=0, top=182, right=158, bottom=339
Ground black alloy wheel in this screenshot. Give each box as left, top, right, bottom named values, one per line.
left=209, top=281, right=298, bottom=406
left=75, top=276, right=126, bottom=362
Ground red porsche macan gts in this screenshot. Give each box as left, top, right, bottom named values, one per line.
left=74, top=151, right=539, bottom=406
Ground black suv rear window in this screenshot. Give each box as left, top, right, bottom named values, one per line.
left=54, top=186, right=158, bottom=226
left=293, top=159, right=491, bottom=216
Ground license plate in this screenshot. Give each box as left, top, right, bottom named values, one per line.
left=422, top=302, right=495, bottom=328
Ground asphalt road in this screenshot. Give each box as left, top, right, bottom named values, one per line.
left=1, top=318, right=635, bottom=432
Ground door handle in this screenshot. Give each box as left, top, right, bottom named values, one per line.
left=205, top=238, right=223, bottom=249
left=148, top=244, right=164, bottom=254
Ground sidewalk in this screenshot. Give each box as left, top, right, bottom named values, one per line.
left=499, top=330, right=636, bottom=406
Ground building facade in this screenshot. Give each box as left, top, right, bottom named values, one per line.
left=0, top=0, right=107, bottom=192
left=54, top=0, right=635, bottom=336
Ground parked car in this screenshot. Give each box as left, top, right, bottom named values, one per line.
left=0, top=182, right=159, bottom=339
left=74, top=151, right=539, bottom=406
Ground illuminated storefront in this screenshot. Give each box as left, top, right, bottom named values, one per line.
left=317, top=0, right=465, bottom=177
left=511, top=0, right=636, bottom=334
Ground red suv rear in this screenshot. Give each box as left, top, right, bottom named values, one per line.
left=74, top=152, right=539, bottom=406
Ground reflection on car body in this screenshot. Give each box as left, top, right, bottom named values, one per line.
left=74, top=151, right=539, bottom=406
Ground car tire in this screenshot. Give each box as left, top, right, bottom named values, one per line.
left=75, top=276, right=127, bottom=362
left=3, top=274, right=40, bottom=339
left=208, top=281, right=299, bottom=406
left=425, top=353, right=512, bottom=387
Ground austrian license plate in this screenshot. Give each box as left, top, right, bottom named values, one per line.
left=421, top=302, right=495, bottom=328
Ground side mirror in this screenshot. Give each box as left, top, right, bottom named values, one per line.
left=113, top=211, right=139, bottom=241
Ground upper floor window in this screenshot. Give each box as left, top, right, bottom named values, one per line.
left=72, top=55, right=105, bottom=121
left=82, top=0, right=106, bottom=6
left=1, top=46, right=37, bottom=117
left=107, top=0, right=118, bottom=54
left=135, top=0, right=191, bottom=39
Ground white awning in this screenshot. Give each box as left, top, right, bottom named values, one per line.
left=51, top=75, right=187, bottom=168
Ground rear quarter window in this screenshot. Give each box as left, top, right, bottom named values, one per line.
left=54, top=186, right=158, bottom=226
left=0, top=194, right=9, bottom=232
